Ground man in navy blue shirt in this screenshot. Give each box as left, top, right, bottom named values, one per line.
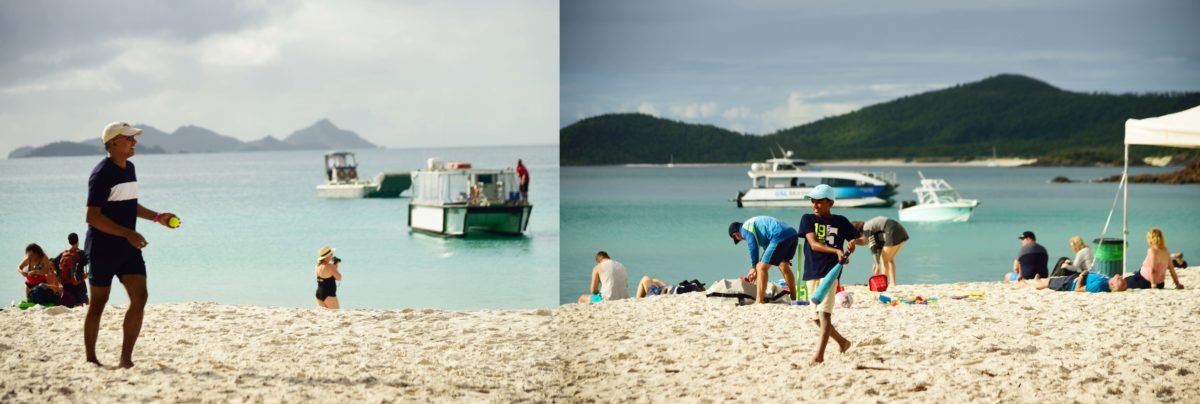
left=1011, top=231, right=1048, bottom=280
left=83, top=121, right=178, bottom=369
left=798, top=184, right=858, bottom=364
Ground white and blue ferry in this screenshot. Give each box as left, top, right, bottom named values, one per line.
left=735, top=150, right=898, bottom=208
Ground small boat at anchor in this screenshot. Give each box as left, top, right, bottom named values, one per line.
left=408, top=158, right=532, bottom=237
left=316, top=151, right=411, bottom=199
left=898, top=171, right=979, bottom=222
left=735, top=148, right=898, bottom=208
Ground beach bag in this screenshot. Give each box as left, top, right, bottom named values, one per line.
left=868, top=274, right=888, bottom=292
left=55, top=249, right=88, bottom=286
left=705, top=279, right=791, bottom=305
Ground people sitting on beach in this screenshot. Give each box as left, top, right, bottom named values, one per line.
left=54, top=233, right=89, bottom=307
left=315, top=246, right=343, bottom=310
left=635, top=276, right=705, bottom=298
left=578, top=251, right=629, bottom=303
left=1173, top=252, right=1188, bottom=269
left=1020, top=268, right=1127, bottom=292
left=1125, top=228, right=1183, bottom=290
left=728, top=216, right=800, bottom=303
left=18, top=243, right=63, bottom=304
left=1051, top=235, right=1095, bottom=277
left=850, top=216, right=909, bottom=286
left=1010, top=231, right=1048, bottom=280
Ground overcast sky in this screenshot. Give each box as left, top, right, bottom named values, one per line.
left=562, top=0, right=1200, bottom=135
left=0, top=0, right=558, bottom=154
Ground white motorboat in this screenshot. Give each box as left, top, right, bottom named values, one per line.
left=316, top=152, right=411, bottom=199
left=735, top=149, right=898, bottom=208
left=408, top=158, right=532, bottom=236
left=898, top=171, right=979, bottom=222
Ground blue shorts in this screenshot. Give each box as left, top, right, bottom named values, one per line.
left=766, top=234, right=800, bottom=266
left=589, top=293, right=603, bottom=303
left=89, top=252, right=146, bottom=287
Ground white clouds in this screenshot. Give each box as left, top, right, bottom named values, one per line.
left=637, top=102, right=659, bottom=116
left=197, top=32, right=280, bottom=67
left=0, top=0, right=559, bottom=153
left=668, top=102, right=718, bottom=119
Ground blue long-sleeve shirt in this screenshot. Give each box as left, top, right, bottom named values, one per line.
left=740, top=216, right=798, bottom=267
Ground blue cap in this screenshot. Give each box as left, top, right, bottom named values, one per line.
left=728, top=222, right=743, bottom=244
left=806, top=184, right=837, bottom=201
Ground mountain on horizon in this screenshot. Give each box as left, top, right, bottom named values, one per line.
left=560, top=74, right=1200, bottom=165
left=283, top=119, right=378, bottom=150
left=9, top=119, right=378, bottom=158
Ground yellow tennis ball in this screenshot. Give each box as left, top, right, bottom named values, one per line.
left=167, top=216, right=181, bottom=228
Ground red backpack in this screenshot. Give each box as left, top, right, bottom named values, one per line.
left=56, top=249, right=87, bottom=286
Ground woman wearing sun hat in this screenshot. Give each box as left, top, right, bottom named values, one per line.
left=315, top=246, right=342, bottom=309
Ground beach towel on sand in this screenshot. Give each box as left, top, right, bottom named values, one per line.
left=705, top=279, right=792, bottom=305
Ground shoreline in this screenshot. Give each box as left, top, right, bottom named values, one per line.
left=619, top=157, right=1038, bottom=168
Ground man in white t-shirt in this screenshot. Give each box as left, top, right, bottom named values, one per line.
left=577, top=251, right=629, bottom=303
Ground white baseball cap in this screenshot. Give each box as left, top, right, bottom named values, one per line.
left=102, top=121, right=143, bottom=144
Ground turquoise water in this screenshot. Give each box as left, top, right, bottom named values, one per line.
left=2, top=146, right=558, bottom=310
left=560, top=165, right=1199, bottom=304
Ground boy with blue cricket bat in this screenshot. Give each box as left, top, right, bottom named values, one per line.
left=798, top=184, right=859, bottom=364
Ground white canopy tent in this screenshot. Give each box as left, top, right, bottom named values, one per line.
left=1121, top=105, right=1200, bottom=272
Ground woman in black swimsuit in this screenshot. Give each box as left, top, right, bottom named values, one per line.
left=315, top=246, right=342, bottom=309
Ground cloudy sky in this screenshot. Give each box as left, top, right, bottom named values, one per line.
left=562, top=0, right=1200, bottom=135
left=0, top=0, right=558, bottom=154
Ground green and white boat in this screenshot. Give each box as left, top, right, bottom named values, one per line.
left=408, top=158, right=532, bottom=236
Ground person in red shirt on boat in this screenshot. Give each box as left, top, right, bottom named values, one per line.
left=516, top=159, right=530, bottom=204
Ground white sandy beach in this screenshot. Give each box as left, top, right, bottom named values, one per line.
left=1, top=303, right=558, bottom=402
left=559, top=270, right=1200, bottom=403
left=4, top=271, right=1197, bottom=402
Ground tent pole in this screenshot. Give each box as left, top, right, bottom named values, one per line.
left=1122, top=143, right=1128, bottom=276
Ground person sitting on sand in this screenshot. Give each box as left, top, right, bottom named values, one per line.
left=18, top=243, right=62, bottom=303
left=850, top=216, right=908, bottom=286
left=578, top=251, right=629, bottom=303
left=635, top=277, right=704, bottom=298
left=1011, top=231, right=1048, bottom=280
left=728, top=216, right=800, bottom=304
left=18, top=242, right=59, bottom=298
left=1172, top=252, right=1188, bottom=269
left=1125, top=228, right=1183, bottom=290
left=315, top=246, right=343, bottom=310
left=1020, top=268, right=1127, bottom=292
left=1065, top=235, right=1094, bottom=273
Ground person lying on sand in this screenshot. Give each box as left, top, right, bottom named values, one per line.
left=1020, top=268, right=1127, bottom=292
left=635, top=276, right=704, bottom=298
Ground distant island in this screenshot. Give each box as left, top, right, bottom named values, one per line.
left=9, top=119, right=378, bottom=158
left=560, top=74, right=1200, bottom=166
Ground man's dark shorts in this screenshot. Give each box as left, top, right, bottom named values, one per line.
left=89, top=253, right=146, bottom=287
left=766, top=234, right=800, bottom=266
left=520, top=182, right=529, bottom=193
left=1047, top=274, right=1080, bottom=291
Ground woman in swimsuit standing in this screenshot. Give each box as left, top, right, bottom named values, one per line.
left=315, top=246, right=343, bottom=309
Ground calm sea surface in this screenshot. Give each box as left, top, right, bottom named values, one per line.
left=2, top=145, right=558, bottom=310
left=560, top=164, right=1199, bottom=304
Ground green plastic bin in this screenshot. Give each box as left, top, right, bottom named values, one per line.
left=1093, top=238, right=1124, bottom=277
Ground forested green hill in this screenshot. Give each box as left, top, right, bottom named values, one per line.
left=561, top=74, right=1200, bottom=165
